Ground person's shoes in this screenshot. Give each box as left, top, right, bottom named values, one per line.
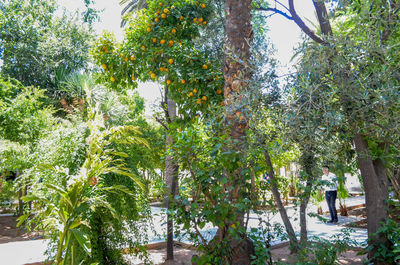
left=327, top=220, right=334, bottom=224
left=333, top=219, right=338, bottom=224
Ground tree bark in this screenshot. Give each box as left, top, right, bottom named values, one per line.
left=354, top=134, right=389, bottom=262
left=164, top=97, right=179, bottom=261
left=263, top=149, right=299, bottom=253
left=222, top=0, right=255, bottom=263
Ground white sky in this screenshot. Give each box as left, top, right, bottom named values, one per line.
left=58, top=0, right=318, bottom=116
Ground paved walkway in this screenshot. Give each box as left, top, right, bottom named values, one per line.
left=0, top=196, right=367, bottom=265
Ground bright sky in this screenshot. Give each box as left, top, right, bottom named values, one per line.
left=58, top=0, right=318, bottom=116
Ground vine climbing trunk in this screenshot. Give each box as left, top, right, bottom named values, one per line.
left=222, top=0, right=255, bottom=263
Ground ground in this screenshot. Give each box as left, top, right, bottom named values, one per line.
left=0, top=196, right=369, bottom=265
left=125, top=243, right=366, bottom=265
left=0, top=215, right=42, bottom=244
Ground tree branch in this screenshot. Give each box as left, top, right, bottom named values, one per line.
left=154, top=116, right=169, bottom=131
left=312, top=0, right=333, bottom=36
left=288, top=0, right=327, bottom=45
left=256, top=6, right=293, bottom=21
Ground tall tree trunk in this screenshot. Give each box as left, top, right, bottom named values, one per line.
left=223, top=0, right=255, bottom=263
left=263, top=149, right=299, bottom=253
left=354, top=134, right=390, bottom=263
left=165, top=97, right=179, bottom=261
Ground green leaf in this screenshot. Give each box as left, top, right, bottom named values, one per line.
left=71, top=229, right=91, bottom=255
left=16, top=214, right=29, bottom=227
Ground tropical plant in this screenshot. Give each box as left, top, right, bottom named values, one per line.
left=19, top=98, right=148, bottom=264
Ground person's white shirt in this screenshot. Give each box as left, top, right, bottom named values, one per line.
left=321, top=172, right=338, bottom=191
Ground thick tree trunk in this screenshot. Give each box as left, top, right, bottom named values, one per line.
left=165, top=97, right=179, bottom=261
left=354, top=134, right=390, bottom=263
left=263, top=150, right=299, bottom=253
left=223, top=0, right=255, bottom=263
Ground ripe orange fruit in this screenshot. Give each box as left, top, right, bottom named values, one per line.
left=179, top=16, right=183, bottom=20
left=193, top=89, right=198, bottom=93
left=160, top=67, right=164, bottom=72
left=160, top=39, right=166, bottom=44
left=220, top=102, right=224, bottom=106
left=147, top=27, right=151, bottom=32
left=188, top=92, right=194, bottom=97
left=171, top=28, right=177, bottom=33
left=202, top=96, right=207, bottom=101
left=131, top=74, right=135, bottom=80
left=202, top=64, right=207, bottom=69
left=166, top=80, right=171, bottom=85
left=179, top=42, right=182, bottom=46
left=216, top=89, right=222, bottom=95
left=110, top=76, right=115, bottom=82
left=196, top=98, right=202, bottom=104
left=163, top=8, right=168, bottom=13
left=158, top=2, right=162, bottom=6
left=203, top=21, right=207, bottom=25
left=181, top=79, right=186, bottom=84
left=102, top=64, right=107, bottom=70
left=124, top=57, right=129, bottom=62
left=164, top=67, right=169, bottom=72
left=198, top=18, right=203, bottom=22
left=169, top=40, right=174, bottom=45
left=168, top=59, right=174, bottom=64
left=141, top=45, right=146, bottom=50
left=161, top=13, right=167, bottom=19
left=153, top=38, right=157, bottom=43
left=201, top=3, right=206, bottom=8
left=151, top=73, right=156, bottom=79
left=193, top=18, right=198, bottom=23
left=130, top=55, right=135, bottom=61
left=155, top=18, right=159, bottom=22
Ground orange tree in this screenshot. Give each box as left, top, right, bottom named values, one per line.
left=92, top=0, right=227, bottom=262
left=92, top=0, right=224, bottom=120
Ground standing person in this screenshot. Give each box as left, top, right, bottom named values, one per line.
left=321, top=166, right=338, bottom=223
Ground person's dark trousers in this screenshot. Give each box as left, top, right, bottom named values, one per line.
left=325, top=190, right=338, bottom=222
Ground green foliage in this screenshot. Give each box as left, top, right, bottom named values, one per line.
left=92, top=0, right=224, bottom=117
left=170, top=117, right=259, bottom=264
left=21, top=104, right=149, bottom=264
left=0, top=85, right=56, bottom=144
left=364, top=219, right=400, bottom=264
left=0, top=0, right=93, bottom=95
left=289, top=229, right=357, bottom=265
